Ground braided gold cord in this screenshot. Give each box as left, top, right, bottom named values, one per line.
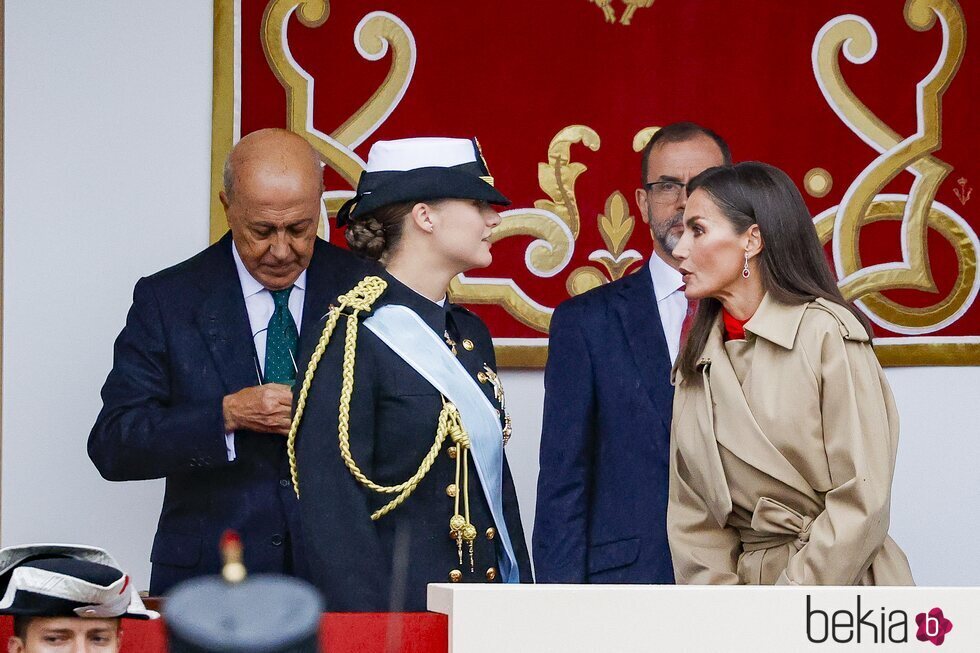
left=286, top=272, right=465, bottom=522
left=348, top=402, right=464, bottom=520
left=286, top=276, right=388, bottom=498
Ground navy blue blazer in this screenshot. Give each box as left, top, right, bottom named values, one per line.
left=88, top=233, right=376, bottom=595
left=533, top=267, right=675, bottom=583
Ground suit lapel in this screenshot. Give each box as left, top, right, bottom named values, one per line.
left=194, top=235, right=261, bottom=393
left=301, top=239, right=340, bottom=332
left=614, top=271, right=674, bottom=432
left=701, top=329, right=819, bottom=501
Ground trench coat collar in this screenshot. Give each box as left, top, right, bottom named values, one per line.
left=743, top=293, right=870, bottom=349
left=742, top=293, right=808, bottom=350
left=700, top=318, right=820, bottom=502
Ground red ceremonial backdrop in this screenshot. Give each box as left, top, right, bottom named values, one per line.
left=212, top=0, right=979, bottom=367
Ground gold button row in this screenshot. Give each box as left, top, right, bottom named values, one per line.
left=448, top=568, right=498, bottom=582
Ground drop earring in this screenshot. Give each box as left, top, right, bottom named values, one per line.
left=742, top=252, right=751, bottom=279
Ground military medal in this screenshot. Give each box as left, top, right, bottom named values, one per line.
left=481, top=364, right=513, bottom=445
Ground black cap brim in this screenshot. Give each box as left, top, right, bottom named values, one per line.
left=337, top=167, right=510, bottom=227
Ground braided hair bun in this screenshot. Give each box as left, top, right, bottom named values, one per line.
left=345, top=216, right=387, bottom=261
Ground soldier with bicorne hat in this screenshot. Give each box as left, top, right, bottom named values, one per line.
left=0, top=544, right=157, bottom=653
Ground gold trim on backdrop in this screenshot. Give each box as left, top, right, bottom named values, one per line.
left=210, top=0, right=236, bottom=242
left=495, top=346, right=549, bottom=369
left=874, top=342, right=980, bottom=366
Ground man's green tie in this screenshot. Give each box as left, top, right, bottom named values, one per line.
left=264, top=287, right=299, bottom=384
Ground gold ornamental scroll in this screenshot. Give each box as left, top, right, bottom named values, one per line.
left=812, top=0, right=980, bottom=365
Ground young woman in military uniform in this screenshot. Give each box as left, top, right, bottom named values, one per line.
left=287, top=137, right=532, bottom=611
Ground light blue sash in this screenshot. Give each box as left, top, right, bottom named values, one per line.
left=364, top=305, right=520, bottom=583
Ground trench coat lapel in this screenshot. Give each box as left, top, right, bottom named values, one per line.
left=614, top=271, right=674, bottom=433
left=683, top=355, right=734, bottom=526
left=701, top=323, right=819, bottom=502
left=194, top=235, right=261, bottom=393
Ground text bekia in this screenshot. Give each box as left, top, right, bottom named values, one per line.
left=805, top=595, right=908, bottom=644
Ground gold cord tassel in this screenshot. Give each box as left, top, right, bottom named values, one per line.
left=286, top=276, right=388, bottom=498
left=445, top=401, right=477, bottom=572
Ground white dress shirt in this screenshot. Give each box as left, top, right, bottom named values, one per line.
left=224, top=242, right=307, bottom=461
left=648, top=254, right=687, bottom=365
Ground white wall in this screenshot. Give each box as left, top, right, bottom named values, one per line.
left=3, top=1, right=978, bottom=590
left=3, top=1, right=213, bottom=587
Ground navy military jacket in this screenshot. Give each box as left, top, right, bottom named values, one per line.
left=294, top=272, right=532, bottom=611
left=88, top=233, right=376, bottom=595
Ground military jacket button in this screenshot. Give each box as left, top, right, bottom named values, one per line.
left=462, top=339, right=474, bottom=351
left=447, top=445, right=457, bottom=459
left=485, top=567, right=497, bottom=581
left=485, top=527, right=496, bottom=540
left=446, top=484, right=458, bottom=497
left=449, top=570, right=462, bottom=583
left=477, top=372, right=489, bottom=383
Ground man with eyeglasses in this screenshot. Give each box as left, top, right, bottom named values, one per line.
left=88, top=129, right=376, bottom=595
left=534, top=122, right=731, bottom=583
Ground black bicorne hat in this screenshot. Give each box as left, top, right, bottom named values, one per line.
left=0, top=544, right=158, bottom=620
left=336, top=137, right=510, bottom=227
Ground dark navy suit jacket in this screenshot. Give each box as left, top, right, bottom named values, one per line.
left=88, top=233, right=375, bottom=595
left=533, top=266, right=675, bottom=583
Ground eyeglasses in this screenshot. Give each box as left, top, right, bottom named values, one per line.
left=643, top=180, right=688, bottom=205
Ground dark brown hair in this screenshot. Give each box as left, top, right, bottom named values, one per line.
left=676, top=161, right=871, bottom=379
left=640, top=122, right=732, bottom=183
left=345, top=201, right=410, bottom=262
left=13, top=615, right=29, bottom=640
left=345, top=199, right=449, bottom=262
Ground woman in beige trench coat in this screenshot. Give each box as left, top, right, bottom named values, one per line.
left=667, top=162, right=914, bottom=586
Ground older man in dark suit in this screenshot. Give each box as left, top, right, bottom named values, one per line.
left=533, top=122, right=731, bottom=583
left=89, top=129, right=375, bottom=595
